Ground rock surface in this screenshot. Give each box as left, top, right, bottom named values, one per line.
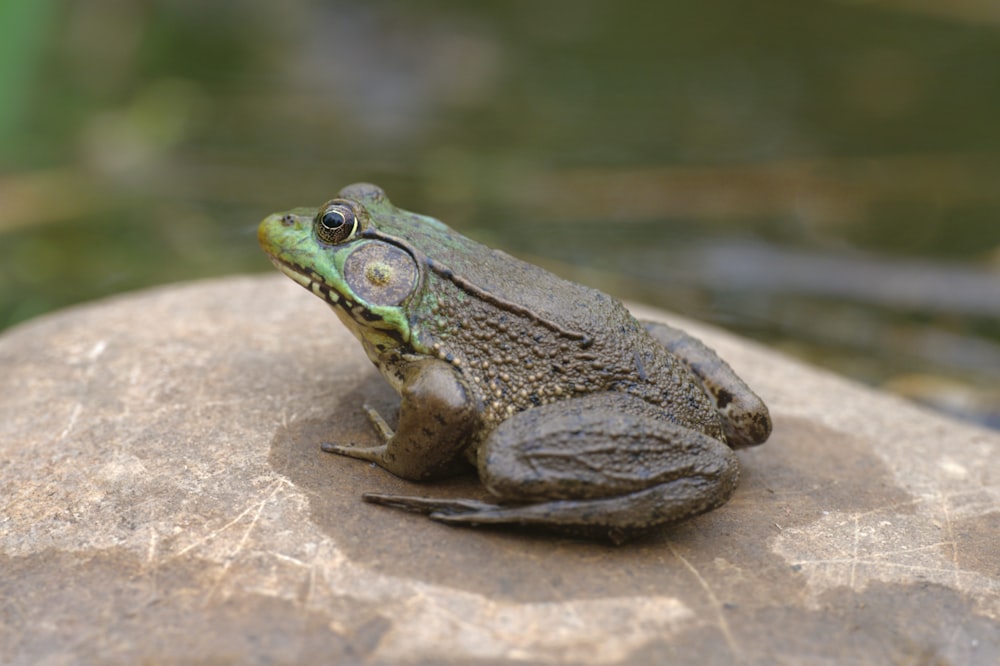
left=1, top=274, right=997, bottom=665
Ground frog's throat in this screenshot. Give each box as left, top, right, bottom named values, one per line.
left=361, top=229, right=594, bottom=349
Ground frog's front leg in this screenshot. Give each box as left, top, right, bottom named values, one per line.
left=643, top=321, right=771, bottom=449
left=365, top=393, right=739, bottom=542
left=321, top=357, right=481, bottom=481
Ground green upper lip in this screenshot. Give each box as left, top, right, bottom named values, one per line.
left=268, top=256, right=313, bottom=289
left=266, top=254, right=354, bottom=312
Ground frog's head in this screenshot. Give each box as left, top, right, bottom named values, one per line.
left=258, top=183, right=434, bottom=350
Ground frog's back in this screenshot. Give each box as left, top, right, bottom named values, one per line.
left=388, top=216, right=723, bottom=440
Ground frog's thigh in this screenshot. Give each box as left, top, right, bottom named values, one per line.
left=468, top=395, right=739, bottom=532
left=642, top=320, right=771, bottom=448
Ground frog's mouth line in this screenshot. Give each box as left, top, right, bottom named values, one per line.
left=269, top=257, right=348, bottom=309
left=269, top=256, right=393, bottom=331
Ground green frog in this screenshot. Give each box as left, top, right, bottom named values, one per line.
left=258, top=183, right=771, bottom=542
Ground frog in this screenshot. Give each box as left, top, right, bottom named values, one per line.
left=258, top=183, right=771, bottom=542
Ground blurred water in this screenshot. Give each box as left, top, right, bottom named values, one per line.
left=1, top=0, right=998, bottom=427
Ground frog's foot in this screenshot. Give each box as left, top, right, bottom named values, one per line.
left=362, top=492, right=657, bottom=544
left=421, top=478, right=731, bottom=544
left=363, top=493, right=498, bottom=515
left=320, top=441, right=387, bottom=463
left=642, top=320, right=772, bottom=448
left=361, top=404, right=395, bottom=442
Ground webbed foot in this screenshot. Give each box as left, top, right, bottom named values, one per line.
left=320, top=441, right=387, bottom=463
left=362, top=478, right=728, bottom=545
left=362, top=493, right=499, bottom=515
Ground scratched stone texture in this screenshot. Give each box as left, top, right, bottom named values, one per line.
left=0, top=275, right=997, bottom=665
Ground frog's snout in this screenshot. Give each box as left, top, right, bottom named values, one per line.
left=259, top=212, right=306, bottom=250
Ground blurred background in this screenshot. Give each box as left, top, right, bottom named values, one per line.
left=1, top=0, right=998, bottom=429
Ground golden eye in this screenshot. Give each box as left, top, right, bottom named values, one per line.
left=315, top=201, right=358, bottom=244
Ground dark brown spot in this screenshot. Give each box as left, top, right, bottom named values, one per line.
left=716, top=389, right=733, bottom=408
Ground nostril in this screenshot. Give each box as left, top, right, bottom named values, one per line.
left=281, top=214, right=295, bottom=226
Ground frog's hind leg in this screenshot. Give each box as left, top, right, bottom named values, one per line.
left=642, top=320, right=772, bottom=449
left=362, top=493, right=498, bottom=516
left=367, top=393, right=741, bottom=542
left=415, top=476, right=735, bottom=544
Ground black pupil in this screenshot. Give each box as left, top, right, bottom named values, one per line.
left=322, top=209, right=347, bottom=229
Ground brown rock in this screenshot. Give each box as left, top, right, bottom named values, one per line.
left=1, top=275, right=997, bottom=664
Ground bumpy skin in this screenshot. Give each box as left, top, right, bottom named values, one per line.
left=258, top=183, right=771, bottom=542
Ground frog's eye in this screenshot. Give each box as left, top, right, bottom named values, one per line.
left=315, top=201, right=359, bottom=244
